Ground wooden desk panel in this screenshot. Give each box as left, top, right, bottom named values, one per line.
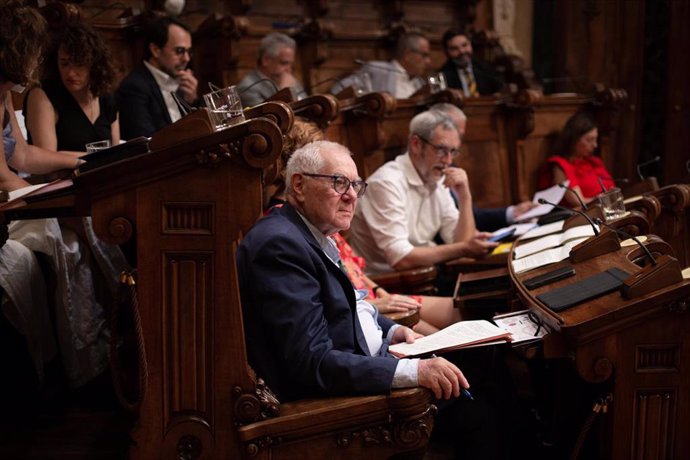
left=510, top=232, right=690, bottom=459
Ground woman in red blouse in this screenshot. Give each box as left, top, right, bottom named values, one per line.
left=540, top=112, right=614, bottom=207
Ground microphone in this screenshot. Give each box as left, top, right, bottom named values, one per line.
left=597, top=176, right=607, bottom=193
left=636, top=156, right=661, bottom=180
left=537, top=198, right=599, bottom=235
left=599, top=175, right=629, bottom=185
left=558, top=182, right=588, bottom=210
left=593, top=218, right=656, bottom=266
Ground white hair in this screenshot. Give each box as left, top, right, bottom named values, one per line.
left=285, top=140, right=352, bottom=196
left=258, top=32, right=296, bottom=61
left=408, top=110, right=458, bottom=143
left=430, top=102, right=466, bottom=122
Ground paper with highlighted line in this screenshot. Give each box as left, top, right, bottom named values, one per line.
left=513, top=225, right=597, bottom=260
left=511, top=238, right=589, bottom=274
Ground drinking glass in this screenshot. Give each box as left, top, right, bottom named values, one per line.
left=427, top=72, right=447, bottom=93
left=85, top=140, right=111, bottom=153
left=598, top=187, right=626, bottom=222
left=203, top=85, right=245, bottom=131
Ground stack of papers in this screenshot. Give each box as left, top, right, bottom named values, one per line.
left=513, top=224, right=598, bottom=260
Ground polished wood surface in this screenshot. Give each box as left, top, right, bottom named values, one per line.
left=510, top=225, right=690, bottom=459
left=1, top=114, right=435, bottom=459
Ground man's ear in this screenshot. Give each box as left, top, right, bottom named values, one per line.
left=149, top=42, right=161, bottom=60
left=409, top=134, right=422, bottom=157
left=290, top=174, right=306, bottom=202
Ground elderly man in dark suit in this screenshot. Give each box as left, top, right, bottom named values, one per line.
left=117, top=17, right=198, bottom=139
left=237, top=139, right=467, bottom=401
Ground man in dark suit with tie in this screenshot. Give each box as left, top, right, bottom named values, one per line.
left=117, top=17, right=198, bottom=139
left=439, top=29, right=504, bottom=97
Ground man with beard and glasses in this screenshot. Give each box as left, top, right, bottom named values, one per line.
left=348, top=110, right=498, bottom=279
left=439, top=29, right=504, bottom=98
left=117, top=16, right=198, bottom=139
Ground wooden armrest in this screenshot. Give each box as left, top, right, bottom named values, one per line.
left=383, top=309, right=420, bottom=328
left=237, top=387, right=434, bottom=459
left=369, top=265, right=438, bottom=295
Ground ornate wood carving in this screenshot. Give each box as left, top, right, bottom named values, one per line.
left=636, top=345, right=680, bottom=372
left=162, top=203, right=214, bottom=235
left=232, top=380, right=280, bottom=426
left=632, top=391, right=676, bottom=459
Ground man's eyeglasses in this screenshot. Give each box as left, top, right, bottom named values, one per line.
left=417, top=135, right=460, bottom=158
left=302, top=173, right=368, bottom=198
left=173, top=46, right=193, bottom=57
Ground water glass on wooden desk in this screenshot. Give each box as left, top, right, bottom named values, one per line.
left=599, top=187, right=626, bottom=222
left=85, top=140, right=110, bottom=153
left=203, top=85, right=245, bottom=131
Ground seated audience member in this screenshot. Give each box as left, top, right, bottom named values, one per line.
left=238, top=140, right=501, bottom=460
left=268, top=118, right=460, bottom=335
left=237, top=32, right=305, bottom=107
left=24, top=22, right=120, bottom=152
left=538, top=112, right=613, bottom=207
left=430, top=103, right=536, bottom=230
left=1, top=1, right=110, bottom=389
left=0, top=4, right=83, bottom=193
left=117, top=16, right=198, bottom=139
left=331, top=32, right=432, bottom=99
left=439, top=28, right=504, bottom=97
left=348, top=110, right=497, bottom=276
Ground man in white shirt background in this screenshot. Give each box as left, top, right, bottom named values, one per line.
left=332, top=32, right=432, bottom=99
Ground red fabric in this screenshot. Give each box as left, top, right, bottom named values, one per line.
left=539, top=155, right=614, bottom=199
left=334, top=233, right=422, bottom=303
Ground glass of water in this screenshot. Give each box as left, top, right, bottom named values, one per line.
left=598, top=187, right=626, bottom=222
left=427, top=72, right=447, bottom=94
left=203, top=85, right=245, bottom=131
left=85, top=140, right=111, bottom=153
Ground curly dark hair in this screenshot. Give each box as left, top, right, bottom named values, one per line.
left=43, top=22, right=117, bottom=97
left=0, top=1, right=48, bottom=86
left=553, top=112, right=598, bottom=159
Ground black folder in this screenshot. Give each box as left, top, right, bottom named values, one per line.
left=77, top=136, right=150, bottom=173
left=537, top=267, right=630, bottom=312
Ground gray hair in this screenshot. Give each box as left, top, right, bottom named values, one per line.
left=409, top=110, right=458, bottom=143
left=258, top=32, right=296, bottom=61
left=396, top=32, right=428, bottom=60
left=430, top=103, right=466, bottom=123
left=285, top=140, right=352, bottom=195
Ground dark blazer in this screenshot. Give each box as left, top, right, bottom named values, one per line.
left=117, top=64, right=172, bottom=140
left=237, top=203, right=399, bottom=402
left=440, top=59, right=504, bottom=96
left=474, top=207, right=509, bottom=232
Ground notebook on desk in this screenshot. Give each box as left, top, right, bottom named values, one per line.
left=537, top=267, right=630, bottom=312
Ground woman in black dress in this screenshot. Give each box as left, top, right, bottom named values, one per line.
left=24, top=22, right=120, bottom=153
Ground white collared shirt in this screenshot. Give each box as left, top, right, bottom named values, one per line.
left=349, top=152, right=461, bottom=275
left=392, top=60, right=419, bottom=99
left=143, top=60, right=183, bottom=123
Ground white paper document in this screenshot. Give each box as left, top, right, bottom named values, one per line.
left=388, top=320, right=511, bottom=358
left=513, top=224, right=597, bottom=260
left=8, top=183, right=49, bottom=201
left=516, top=181, right=569, bottom=221
left=511, top=238, right=589, bottom=274
left=520, top=220, right=565, bottom=241
left=493, top=311, right=548, bottom=344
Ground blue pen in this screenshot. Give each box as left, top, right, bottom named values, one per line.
left=431, top=354, right=474, bottom=401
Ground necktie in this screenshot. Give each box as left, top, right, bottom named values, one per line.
left=463, top=68, right=478, bottom=97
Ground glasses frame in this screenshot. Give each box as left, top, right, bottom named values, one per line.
left=172, top=46, right=193, bottom=57
left=302, top=173, right=368, bottom=198
left=416, top=135, right=460, bottom=159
